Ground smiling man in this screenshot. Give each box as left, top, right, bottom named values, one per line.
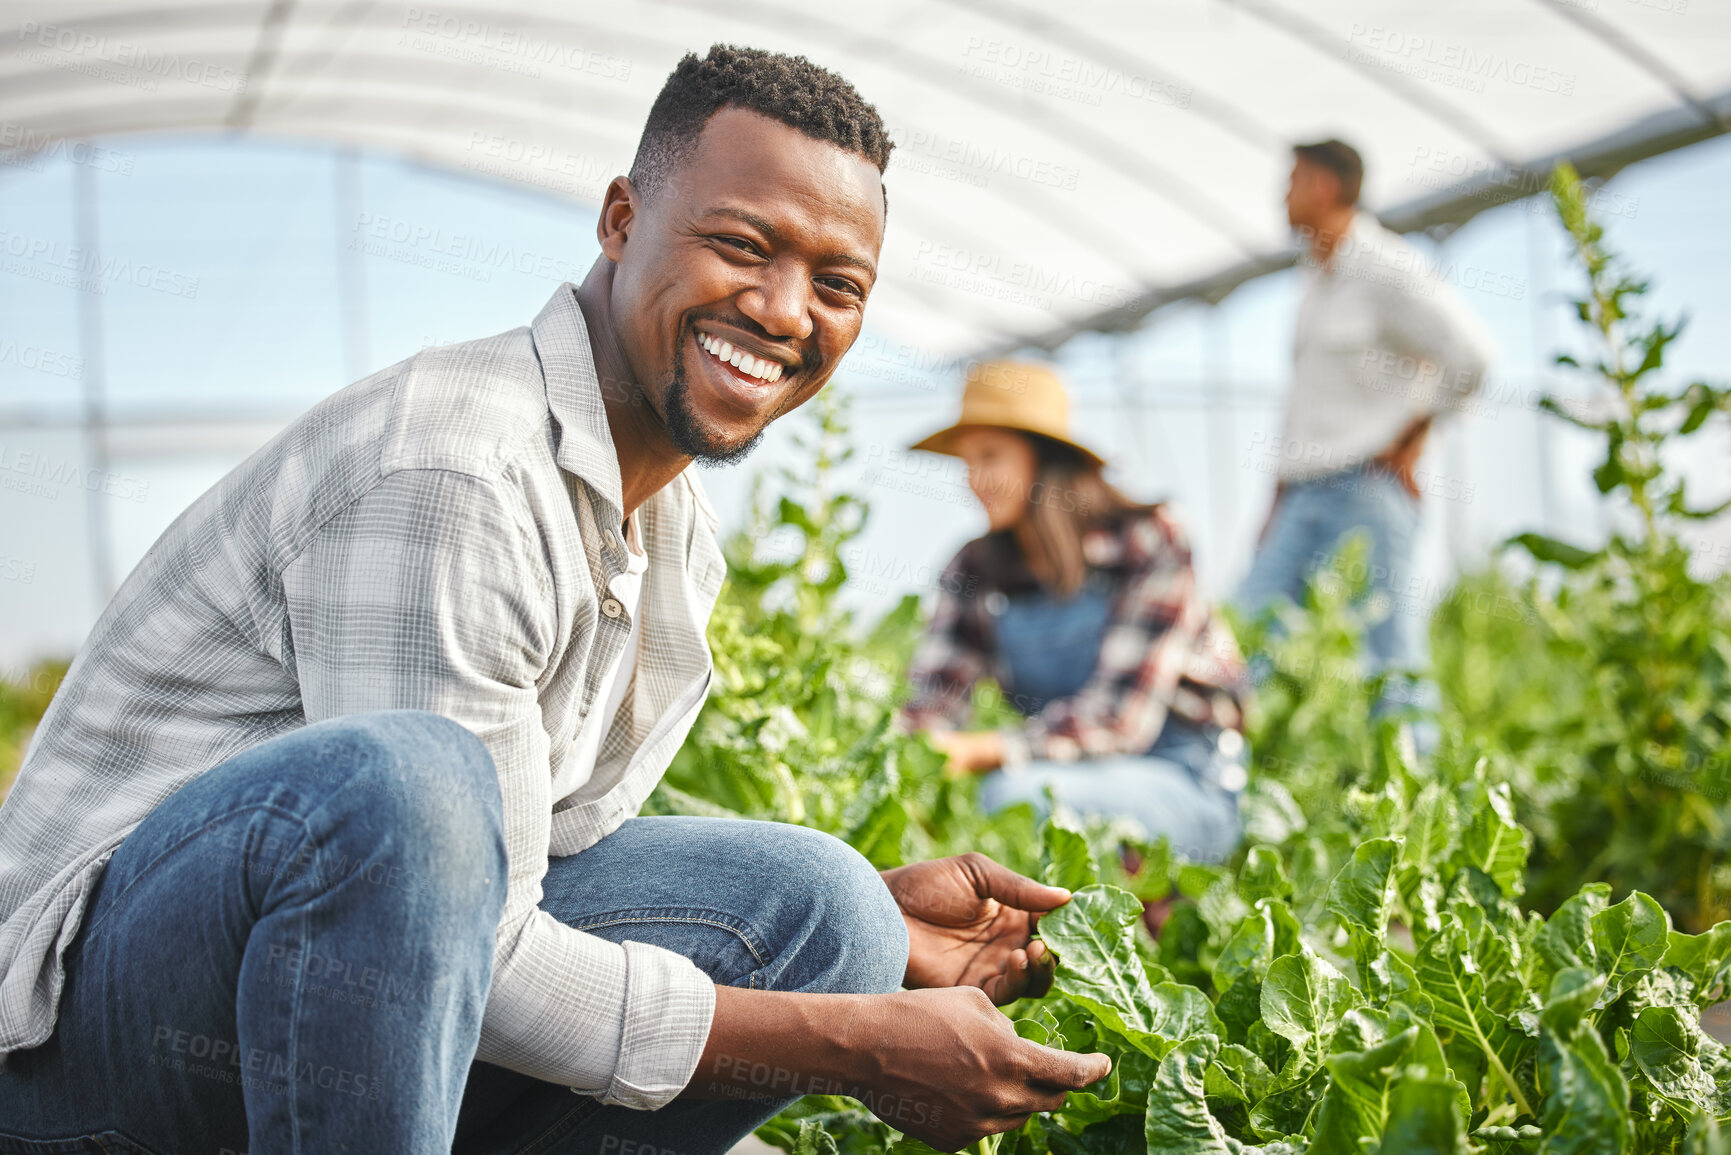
left=0, top=45, right=1107, bottom=1155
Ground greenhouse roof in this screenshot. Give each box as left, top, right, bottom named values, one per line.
left=4, top=0, right=1729, bottom=358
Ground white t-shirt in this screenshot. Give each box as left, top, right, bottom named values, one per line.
left=552, top=513, right=648, bottom=802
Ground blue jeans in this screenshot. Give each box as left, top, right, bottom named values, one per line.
left=1236, top=466, right=1429, bottom=684
left=977, top=719, right=1245, bottom=864
left=0, top=712, right=907, bottom=1155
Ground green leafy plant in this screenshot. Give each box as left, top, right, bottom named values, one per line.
left=660, top=350, right=1731, bottom=1152
left=632, top=161, right=1731, bottom=1150
left=1454, top=163, right=1731, bottom=931
left=0, top=659, right=65, bottom=801
left=647, top=389, right=1039, bottom=874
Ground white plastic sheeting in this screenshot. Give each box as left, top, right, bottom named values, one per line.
left=3, top=0, right=1728, bottom=357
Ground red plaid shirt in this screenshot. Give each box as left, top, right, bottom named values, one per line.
left=901, top=506, right=1247, bottom=762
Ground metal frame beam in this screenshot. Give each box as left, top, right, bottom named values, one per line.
left=995, top=86, right=1731, bottom=354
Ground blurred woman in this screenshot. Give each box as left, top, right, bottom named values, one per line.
left=900, top=361, right=1249, bottom=863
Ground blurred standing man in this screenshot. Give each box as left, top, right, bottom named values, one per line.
left=1237, top=139, right=1496, bottom=702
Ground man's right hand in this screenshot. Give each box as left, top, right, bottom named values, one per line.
left=841, top=987, right=1111, bottom=1147
left=691, top=985, right=1111, bottom=1150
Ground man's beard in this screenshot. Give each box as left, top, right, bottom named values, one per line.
left=660, top=346, right=768, bottom=466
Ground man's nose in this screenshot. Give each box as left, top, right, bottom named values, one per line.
left=739, top=263, right=815, bottom=342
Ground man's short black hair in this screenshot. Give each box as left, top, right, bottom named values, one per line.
left=630, top=44, right=893, bottom=202
left=1293, top=139, right=1364, bottom=206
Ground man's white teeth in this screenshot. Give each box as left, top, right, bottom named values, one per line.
left=698, top=333, right=783, bottom=382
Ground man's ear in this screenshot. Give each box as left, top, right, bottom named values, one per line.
left=596, top=175, right=638, bottom=261
left=1321, top=170, right=1348, bottom=207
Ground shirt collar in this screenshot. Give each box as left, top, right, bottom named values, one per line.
left=530, top=282, right=626, bottom=523
left=1329, top=210, right=1386, bottom=268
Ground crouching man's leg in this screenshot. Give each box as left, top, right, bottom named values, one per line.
left=452, top=816, right=907, bottom=1155
left=0, top=710, right=507, bottom=1155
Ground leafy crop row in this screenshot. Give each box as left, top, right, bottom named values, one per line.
left=652, top=168, right=1731, bottom=1152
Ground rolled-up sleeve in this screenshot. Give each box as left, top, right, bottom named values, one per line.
left=281, top=467, right=714, bottom=1109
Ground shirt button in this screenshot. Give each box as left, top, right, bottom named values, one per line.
left=601, top=598, right=624, bottom=619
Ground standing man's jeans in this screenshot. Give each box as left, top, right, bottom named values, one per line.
left=1236, top=465, right=1427, bottom=679
left=0, top=711, right=907, bottom=1155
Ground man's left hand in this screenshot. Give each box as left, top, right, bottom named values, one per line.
left=1373, top=416, right=1433, bottom=500
left=882, top=853, right=1070, bottom=1004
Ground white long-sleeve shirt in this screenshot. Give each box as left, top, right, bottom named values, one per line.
left=1277, top=211, right=1498, bottom=482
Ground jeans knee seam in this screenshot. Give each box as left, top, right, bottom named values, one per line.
left=81, top=802, right=314, bottom=942
left=570, top=914, right=769, bottom=969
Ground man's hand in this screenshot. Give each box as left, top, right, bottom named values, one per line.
left=840, top=987, right=1111, bottom=1148
left=882, top=853, right=1070, bottom=1003
left=691, top=986, right=1112, bottom=1151
left=929, top=730, right=1005, bottom=775
left=1256, top=482, right=1288, bottom=547
left=1372, top=416, right=1433, bottom=500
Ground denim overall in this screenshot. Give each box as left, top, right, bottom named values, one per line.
left=974, top=580, right=1246, bottom=863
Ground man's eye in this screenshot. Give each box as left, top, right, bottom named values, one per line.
left=716, top=236, right=760, bottom=255
left=819, top=276, right=863, bottom=298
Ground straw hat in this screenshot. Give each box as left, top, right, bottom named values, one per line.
left=908, top=359, right=1104, bottom=469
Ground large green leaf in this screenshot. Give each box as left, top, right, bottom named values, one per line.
left=1042, top=885, right=1162, bottom=1048
left=1537, top=1015, right=1633, bottom=1154
left=1308, top=1025, right=1422, bottom=1155
left=1328, top=837, right=1407, bottom=998
left=1400, top=783, right=1461, bottom=870
left=1041, top=821, right=1099, bottom=893
left=841, top=769, right=908, bottom=869
left=1509, top=532, right=1598, bottom=569
left=1205, top=1044, right=1277, bottom=1107
left=1261, top=947, right=1358, bottom=1071
left=1378, top=1077, right=1469, bottom=1155
left=1588, top=892, right=1671, bottom=1004
left=1415, top=920, right=1536, bottom=1117
left=1462, top=784, right=1530, bottom=900
left=1686, top=1113, right=1731, bottom=1155
left=1663, top=923, right=1731, bottom=1000
left=1239, top=846, right=1294, bottom=906
left=1149, top=982, right=1228, bottom=1045
left=1213, top=901, right=1300, bottom=997
left=1539, top=968, right=1607, bottom=1038
left=1143, top=1036, right=1300, bottom=1154
left=791, top=1120, right=841, bottom=1155
left=1630, top=1004, right=1720, bottom=1112
left=1365, top=946, right=1434, bottom=1018
left=1539, top=885, right=1613, bottom=975
left=1326, top=837, right=1400, bottom=941
left=1246, top=1069, right=1327, bottom=1141
left=1213, top=904, right=1300, bottom=1049
left=1143, top=1035, right=1234, bottom=1153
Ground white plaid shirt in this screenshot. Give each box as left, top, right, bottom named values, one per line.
left=0, top=285, right=726, bottom=1109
